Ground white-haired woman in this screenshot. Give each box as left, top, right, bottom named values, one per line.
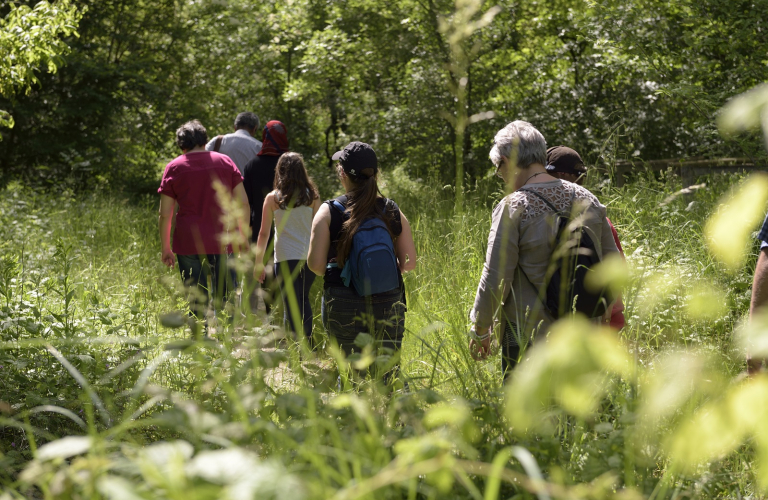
left=468, top=120, right=619, bottom=376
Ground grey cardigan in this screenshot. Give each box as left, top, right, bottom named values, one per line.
left=470, top=180, right=620, bottom=337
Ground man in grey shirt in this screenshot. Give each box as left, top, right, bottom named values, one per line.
left=205, top=112, right=263, bottom=173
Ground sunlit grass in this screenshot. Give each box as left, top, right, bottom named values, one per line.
left=0, top=168, right=766, bottom=498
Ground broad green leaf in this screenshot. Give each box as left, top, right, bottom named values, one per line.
left=736, top=309, right=768, bottom=359
left=585, top=252, right=629, bottom=295
left=159, top=311, right=186, bottom=328
left=718, top=83, right=768, bottom=136
left=36, top=435, right=92, bottom=460
left=97, top=476, right=145, bottom=500
left=505, top=317, right=632, bottom=433
left=666, top=376, right=768, bottom=478
left=186, top=448, right=260, bottom=484
left=685, top=283, right=728, bottom=320
left=423, top=400, right=470, bottom=429
left=639, top=349, right=726, bottom=422
left=705, top=174, right=768, bottom=271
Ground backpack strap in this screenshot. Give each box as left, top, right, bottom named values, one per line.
left=325, top=199, right=347, bottom=270
left=213, top=135, right=224, bottom=152
left=328, top=199, right=348, bottom=218
left=516, top=186, right=576, bottom=317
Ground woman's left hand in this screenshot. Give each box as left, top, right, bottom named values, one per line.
left=258, top=268, right=267, bottom=284
left=469, top=328, right=492, bottom=360
left=254, top=263, right=263, bottom=279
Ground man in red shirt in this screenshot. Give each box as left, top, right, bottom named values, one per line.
left=158, top=120, right=250, bottom=329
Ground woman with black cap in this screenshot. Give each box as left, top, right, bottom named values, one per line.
left=307, top=141, right=417, bottom=382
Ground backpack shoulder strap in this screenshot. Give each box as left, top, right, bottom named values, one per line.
left=518, top=187, right=560, bottom=214
left=213, top=135, right=224, bottom=152
left=328, top=199, right=348, bottom=216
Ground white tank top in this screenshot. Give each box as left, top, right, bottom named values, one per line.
left=273, top=205, right=314, bottom=262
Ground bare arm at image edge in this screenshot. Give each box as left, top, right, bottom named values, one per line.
left=159, top=194, right=177, bottom=268
left=750, top=247, right=768, bottom=318
left=747, top=246, right=768, bottom=373
left=255, top=193, right=276, bottom=268
left=396, top=212, right=417, bottom=273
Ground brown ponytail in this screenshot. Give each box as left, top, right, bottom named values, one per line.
left=336, top=167, right=394, bottom=268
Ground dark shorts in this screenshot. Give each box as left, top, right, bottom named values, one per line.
left=274, top=260, right=315, bottom=339
left=321, top=286, right=405, bottom=356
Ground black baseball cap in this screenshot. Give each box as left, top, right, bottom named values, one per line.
left=332, top=141, right=378, bottom=180
left=546, top=146, right=587, bottom=175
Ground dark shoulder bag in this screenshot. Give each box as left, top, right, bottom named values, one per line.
left=519, top=187, right=614, bottom=319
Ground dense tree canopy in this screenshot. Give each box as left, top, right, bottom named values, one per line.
left=0, top=0, right=766, bottom=192
left=0, top=0, right=80, bottom=129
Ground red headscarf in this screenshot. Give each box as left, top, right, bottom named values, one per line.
left=257, top=120, right=289, bottom=156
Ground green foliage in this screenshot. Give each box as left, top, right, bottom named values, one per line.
left=4, top=3, right=768, bottom=499
left=4, top=0, right=767, bottom=190
left=0, top=0, right=192, bottom=188
left=0, top=166, right=764, bottom=498
left=0, top=0, right=82, bottom=129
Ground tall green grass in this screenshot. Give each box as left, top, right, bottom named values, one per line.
left=0, top=169, right=765, bottom=499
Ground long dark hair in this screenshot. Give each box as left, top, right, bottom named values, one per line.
left=336, top=165, right=395, bottom=267
left=273, top=152, right=319, bottom=209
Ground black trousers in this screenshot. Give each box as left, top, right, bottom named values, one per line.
left=501, top=321, right=523, bottom=378
left=274, top=260, right=315, bottom=340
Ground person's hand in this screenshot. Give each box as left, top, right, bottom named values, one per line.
left=601, top=311, right=612, bottom=326
left=469, top=326, right=492, bottom=361
left=600, top=300, right=617, bottom=326
left=397, top=256, right=411, bottom=273
left=161, top=249, right=175, bottom=268
left=254, top=262, right=266, bottom=282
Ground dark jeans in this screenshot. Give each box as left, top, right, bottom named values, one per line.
left=501, top=321, right=523, bottom=378
left=261, top=272, right=276, bottom=314
left=322, top=286, right=405, bottom=377
left=176, top=254, right=237, bottom=321
left=274, top=260, right=315, bottom=340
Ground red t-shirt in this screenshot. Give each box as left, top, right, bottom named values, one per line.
left=158, top=151, right=243, bottom=255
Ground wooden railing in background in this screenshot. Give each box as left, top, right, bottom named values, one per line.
left=614, top=157, right=763, bottom=187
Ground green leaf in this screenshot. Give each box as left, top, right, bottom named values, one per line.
left=36, top=435, right=92, bottom=460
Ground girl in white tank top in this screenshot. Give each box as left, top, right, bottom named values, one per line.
left=254, top=152, right=321, bottom=341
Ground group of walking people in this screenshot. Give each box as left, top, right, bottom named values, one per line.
left=158, top=113, right=624, bottom=381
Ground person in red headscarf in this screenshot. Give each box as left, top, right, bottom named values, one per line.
left=242, top=120, right=290, bottom=315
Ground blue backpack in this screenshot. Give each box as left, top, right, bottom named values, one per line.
left=330, top=200, right=400, bottom=296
